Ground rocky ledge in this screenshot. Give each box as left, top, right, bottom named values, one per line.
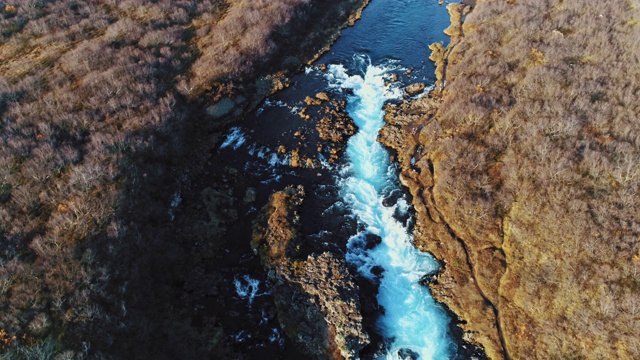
left=251, top=186, right=369, bottom=359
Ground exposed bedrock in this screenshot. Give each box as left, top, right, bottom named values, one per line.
left=251, top=186, right=369, bottom=359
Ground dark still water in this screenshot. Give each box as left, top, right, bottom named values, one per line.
left=214, top=1, right=474, bottom=359
left=321, top=0, right=451, bottom=71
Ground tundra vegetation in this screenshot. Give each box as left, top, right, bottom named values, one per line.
left=385, top=0, right=640, bottom=358
left=0, top=0, right=368, bottom=358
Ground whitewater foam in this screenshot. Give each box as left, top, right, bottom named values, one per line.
left=234, top=274, right=270, bottom=306
left=328, top=60, right=455, bottom=359
left=220, top=126, right=246, bottom=150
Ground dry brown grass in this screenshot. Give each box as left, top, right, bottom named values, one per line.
left=188, top=0, right=309, bottom=94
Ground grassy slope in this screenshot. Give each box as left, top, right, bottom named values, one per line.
left=395, top=0, right=640, bottom=358
left=0, top=0, right=368, bottom=357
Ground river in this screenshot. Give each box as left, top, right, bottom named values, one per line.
left=216, top=1, right=478, bottom=359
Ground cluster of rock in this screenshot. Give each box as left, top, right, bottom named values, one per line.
left=302, top=92, right=357, bottom=164
left=251, top=186, right=369, bottom=359
left=276, top=91, right=357, bottom=168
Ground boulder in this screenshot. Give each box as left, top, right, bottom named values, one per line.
left=304, top=96, right=322, bottom=106
left=243, top=187, right=256, bottom=203
left=363, top=233, right=382, bottom=250
left=316, top=92, right=330, bottom=101
left=206, top=96, right=246, bottom=119
left=405, top=82, right=426, bottom=96
left=397, top=348, right=420, bottom=360
left=290, top=149, right=301, bottom=168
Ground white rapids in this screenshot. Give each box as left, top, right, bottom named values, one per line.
left=327, top=58, right=455, bottom=360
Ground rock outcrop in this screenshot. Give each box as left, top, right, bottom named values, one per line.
left=252, top=186, right=369, bottom=359
left=315, top=100, right=357, bottom=163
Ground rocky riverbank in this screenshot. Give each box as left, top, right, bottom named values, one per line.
left=382, top=4, right=507, bottom=358
left=251, top=186, right=369, bottom=359
left=381, top=81, right=507, bottom=360
left=382, top=1, right=640, bottom=359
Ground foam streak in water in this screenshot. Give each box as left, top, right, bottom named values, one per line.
left=220, top=126, right=246, bottom=150
left=328, top=61, right=455, bottom=359
left=234, top=275, right=270, bottom=306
